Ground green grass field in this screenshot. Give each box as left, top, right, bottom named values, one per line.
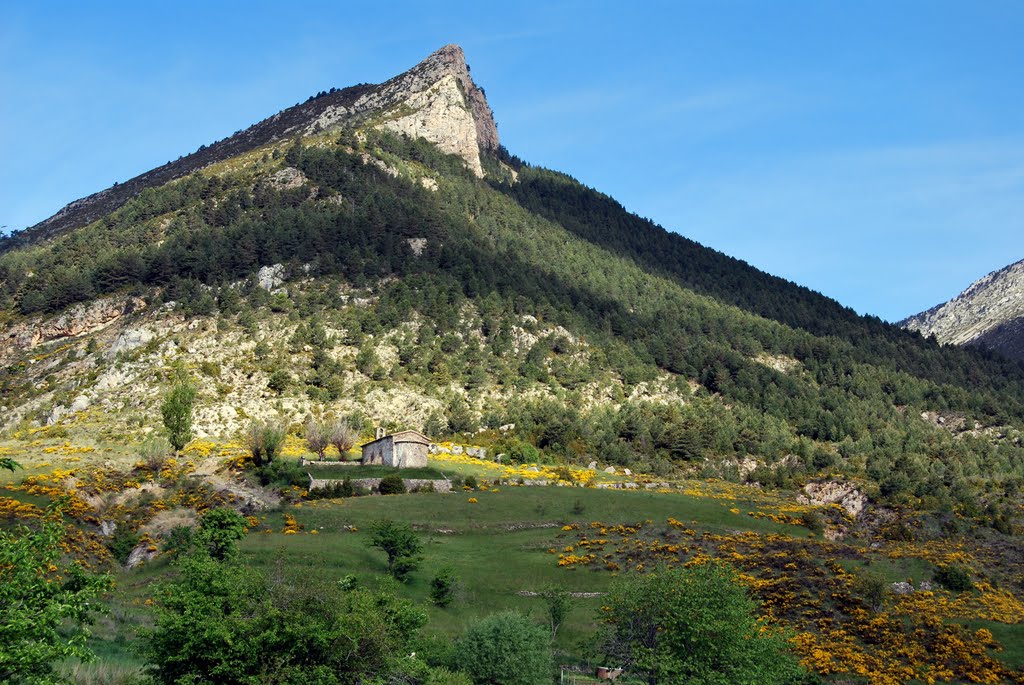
left=92, top=485, right=805, bottom=663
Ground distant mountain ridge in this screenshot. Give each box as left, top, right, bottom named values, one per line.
left=901, top=258, right=1024, bottom=361
left=4, top=44, right=497, bottom=250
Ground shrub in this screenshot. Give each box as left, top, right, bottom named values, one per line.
left=369, top=519, right=421, bottom=582
left=107, top=525, right=141, bottom=565
left=801, top=510, right=825, bottom=534
left=602, top=562, right=804, bottom=685
left=0, top=511, right=112, bottom=683
left=539, top=586, right=572, bottom=639
left=267, top=368, right=290, bottom=394
left=199, top=361, right=220, bottom=378
left=454, top=611, right=552, bottom=685
left=462, top=475, right=478, bottom=490
left=140, top=555, right=430, bottom=685
left=244, top=419, right=287, bottom=467
left=430, top=568, right=459, bottom=607
left=933, top=564, right=974, bottom=592
left=426, top=667, right=473, bottom=685
left=851, top=569, right=888, bottom=612
left=198, top=508, right=248, bottom=561
left=307, top=478, right=358, bottom=500
left=139, top=436, right=172, bottom=473
left=378, top=474, right=407, bottom=495
left=162, top=525, right=195, bottom=559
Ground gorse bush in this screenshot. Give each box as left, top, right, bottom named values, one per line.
left=933, top=564, right=974, bottom=592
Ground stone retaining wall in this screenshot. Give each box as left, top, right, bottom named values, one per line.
left=300, top=459, right=359, bottom=467
left=308, top=476, right=452, bottom=493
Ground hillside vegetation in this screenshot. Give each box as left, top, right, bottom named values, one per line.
left=1, top=72, right=1024, bottom=684
left=1, top=129, right=1022, bottom=518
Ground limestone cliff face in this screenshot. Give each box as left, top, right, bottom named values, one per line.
left=901, top=258, right=1024, bottom=360
left=0, top=295, right=146, bottom=363
left=378, top=73, right=486, bottom=177
left=319, top=44, right=497, bottom=177
left=12, top=45, right=498, bottom=246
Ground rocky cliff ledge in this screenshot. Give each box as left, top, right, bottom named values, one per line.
left=901, top=258, right=1024, bottom=360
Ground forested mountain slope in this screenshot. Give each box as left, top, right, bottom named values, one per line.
left=1, top=45, right=1022, bottom=526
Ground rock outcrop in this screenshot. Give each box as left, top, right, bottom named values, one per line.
left=798, top=481, right=868, bottom=518
left=0, top=295, right=145, bottom=362
left=901, top=258, right=1024, bottom=361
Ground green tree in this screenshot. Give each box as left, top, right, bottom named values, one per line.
left=454, top=611, right=552, bottom=685
left=430, top=567, right=459, bottom=607
left=539, top=586, right=572, bottom=640
left=0, top=509, right=112, bottom=684
left=267, top=368, right=291, bottom=394
left=197, top=507, right=249, bottom=561
left=602, top=562, right=803, bottom=685
left=141, top=553, right=431, bottom=685
left=369, top=519, right=422, bottom=582
left=161, top=378, right=197, bottom=452
left=244, top=418, right=287, bottom=467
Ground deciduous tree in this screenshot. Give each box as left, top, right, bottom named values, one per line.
left=602, top=562, right=804, bottom=685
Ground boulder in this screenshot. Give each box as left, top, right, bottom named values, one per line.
left=126, top=543, right=159, bottom=569
left=798, top=481, right=868, bottom=518
left=257, top=264, right=286, bottom=291
left=107, top=327, right=155, bottom=357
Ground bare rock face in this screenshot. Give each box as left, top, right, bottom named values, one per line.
left=257, top=264, right=286, bottom=291
left=356, top=44, right=499, bottom=177
left=798, top=481, right=868, bottom=518
left=381, top=74, right=485, bottom=176
left=0, top=295, right=145, bottom=362
left=901, top=258, right=1024, bottom=361
left=265, top=166, right=308, bottom=190
left=126, top=542, right=159, bottom=569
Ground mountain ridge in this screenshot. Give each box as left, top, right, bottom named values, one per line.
left=901, top=257, right=1024, bottom=361
left=3, top=44, right=496, bottom=251
left=1, top=44, right=1023, bottom=513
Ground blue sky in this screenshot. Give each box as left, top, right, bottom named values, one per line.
left=1, top=1, right=1022, bottom=322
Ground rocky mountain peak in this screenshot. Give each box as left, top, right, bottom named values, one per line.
left=8, top=45, right=499, bottom=248
left=901, top=257, right=1024, bottom=360
left=390, top=44, right=499, bottom=152
left=328, top=43, right=500, bottom=177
